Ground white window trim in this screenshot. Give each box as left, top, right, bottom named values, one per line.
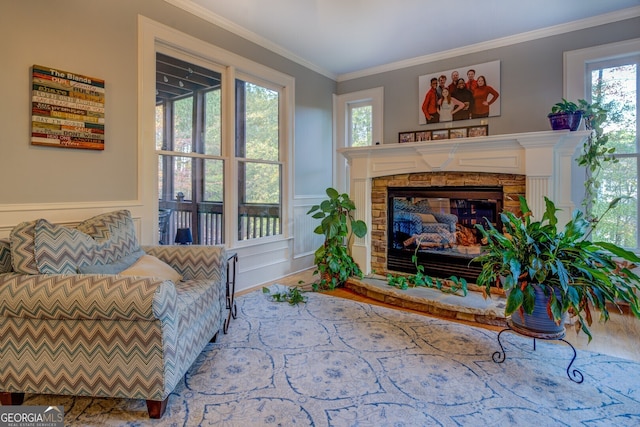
left=564, top=38, right=640, bottom=211
left=333, top=87, right=384, bottom=192
left=564, top=38, right=640, bottom=102
left=137, top=15, right=294, bottom=247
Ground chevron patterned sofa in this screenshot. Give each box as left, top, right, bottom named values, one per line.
left=0, top=210, right=228, bottom=419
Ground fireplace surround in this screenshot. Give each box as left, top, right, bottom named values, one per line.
left=386, top=182, right=512, bottom=281
left=338, top=130, right=590, bottom=279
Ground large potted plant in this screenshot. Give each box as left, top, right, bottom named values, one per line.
left=307, top=187, right=368, bottom=290
left=548, top=98, right=584, bottom=131
left=473, top=196, right=640, bottom=341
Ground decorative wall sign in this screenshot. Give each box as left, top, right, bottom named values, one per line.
left=398, top=125, right=488, bottom=143
left=31, top=65, right=105, bottom=150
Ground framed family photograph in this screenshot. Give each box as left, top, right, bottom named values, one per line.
left=449, top=127, right=468, bottom=139
left=415, top=131, right=431, bottom=141
left=418, top=60, right=501, bottom=126
left=398, top=124, right=489, bottom=143
left=399, top=131, right=415, bottom=143
left=468, top=125, right=489, bottom=137
left=431, top=129, right=449, bottom=140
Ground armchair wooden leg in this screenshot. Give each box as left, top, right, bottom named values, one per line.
left=0, top=392, right=25, bottom=405
left=210, top=331, right=219, bottom=343
left=146, top=397, right=168, bottom=419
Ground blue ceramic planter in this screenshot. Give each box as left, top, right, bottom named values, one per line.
left=510, top=284, right=566, bottom=334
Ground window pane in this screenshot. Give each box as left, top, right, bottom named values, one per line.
left=203, top=159, right=223, bottom=202
left=591, top=64, right=637, bottom=154
left=238, top=161, right=281, bottom=240
left=174, top=97, right=193, bottom=153
left=350, top=104, right=372, bottom=147
left=204, top=89, right=221, bottom=156
left=172, top=156, right=192, bottom=200
left=155, top=104, right=164, bottom=150
left=592, top=157, right=637, bottom=248
left=244, top=162, right=280, bottom=203
left=237, top=80, right=279, bottom=161
left=200, top=159, right=224, bottom=244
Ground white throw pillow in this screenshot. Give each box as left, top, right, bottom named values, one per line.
left=120, top=255, right=182, bottom=283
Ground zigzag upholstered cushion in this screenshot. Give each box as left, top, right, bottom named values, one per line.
left=9, top=220, right=39, bottom=274
left=0, top=238, right=12, bottom=273
left=10, top=210, right=141, bottom=275
left=76, top=210, right=140, bottom=261
left=34, top=219, right=112, bottom=274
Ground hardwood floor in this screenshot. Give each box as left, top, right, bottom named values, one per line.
left=257, top=268, right=640, bottom=363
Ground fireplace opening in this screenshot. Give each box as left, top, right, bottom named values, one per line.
left=387, top=186, right=503, bottom=282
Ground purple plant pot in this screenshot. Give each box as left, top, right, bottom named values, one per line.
left=548, top=111, right=583, bottom=131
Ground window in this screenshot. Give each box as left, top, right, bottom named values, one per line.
left=335, top=87, right=384, bottom=191
left=349, top=102, right=373, bottom=147
left=156, top=51, right=287, bottom=245
left=587, top=58, right=639, bottom=248
left=236, top=79, right=282, bottom=240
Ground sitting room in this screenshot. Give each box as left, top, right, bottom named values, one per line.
left=1, top=0, right=640, bottom=425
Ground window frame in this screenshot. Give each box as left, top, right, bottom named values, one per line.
left=565, top=38, right=640, bottom=249
left=139, top=17, right=294, bottom=248
left=334, top=87, right=384, bottom=192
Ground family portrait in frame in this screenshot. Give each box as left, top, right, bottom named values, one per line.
left=418, top=60, right=501, bottom=126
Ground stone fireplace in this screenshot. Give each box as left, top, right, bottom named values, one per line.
left=338, top=130, right=589, bottom=278
left=382, top=173, right=525, bottom=281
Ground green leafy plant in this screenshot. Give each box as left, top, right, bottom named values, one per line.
left=575, top=99, right=617, bottom=222
left=307, top=187, right=368, bottom=290
left=386, top=237, right=467, bottom=296
left=262, top=286, right=308, bottom=305
left=549, top=98, right=582, bottom=114
left=473, top=196, right=640, bottom=342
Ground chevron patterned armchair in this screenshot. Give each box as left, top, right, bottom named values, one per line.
left=0, top=211, right=228, bottom=419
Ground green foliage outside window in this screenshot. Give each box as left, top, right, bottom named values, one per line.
left=587, top=64, right=637, bottom=248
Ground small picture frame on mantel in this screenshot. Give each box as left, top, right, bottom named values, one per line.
left=399, top=131, right=415, bottom=143
left=431, top=129, right=449, bottom=140
left=398, top=124, right=489, bottom=143
left=449, top=127, right=468, bottom=139
left=468, top=125, right=489, bottom=137
left=415, top=131, right=431, bottom=141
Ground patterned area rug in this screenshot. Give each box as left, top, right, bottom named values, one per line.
left=22, top=285, right=640, bottom=426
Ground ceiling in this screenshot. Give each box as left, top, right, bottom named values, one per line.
left=156, top=52, right=221, bottom=102
left=167, top=0, right=640, bottom=80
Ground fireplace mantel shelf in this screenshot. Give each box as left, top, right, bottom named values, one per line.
left=339, top=130, right=591, bottom=275
left=338, top=130, right=590, bottom=177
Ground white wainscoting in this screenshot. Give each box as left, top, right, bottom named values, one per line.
left=293, top=196, right=325, bottom=259
left=0, top=196, right=327, bottom=293
left=0, top=201, right=144, bottom=240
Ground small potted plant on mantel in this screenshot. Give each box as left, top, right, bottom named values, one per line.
left=473, top=196, right=640, bottom=342
left=548, top=98, right=584, bottom=131
left=307, top=187, right=368, bottom=290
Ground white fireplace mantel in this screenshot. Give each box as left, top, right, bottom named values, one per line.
left=338, top=130, right=590, bottom=274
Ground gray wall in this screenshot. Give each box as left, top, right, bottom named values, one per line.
left=0, top=0, right=336, bottom=204
left=338, top=17, right=640, bottom=144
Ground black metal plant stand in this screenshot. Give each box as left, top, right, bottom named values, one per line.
left=223, top=252, right=238, bottom=334
left=493, top=319, right=584, bottom=384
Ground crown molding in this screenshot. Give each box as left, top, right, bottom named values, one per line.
left=338, top=6, right=640, bottom=82
left=163, top=1, right=640, bottom=83
left=163, top=0, right=337, bottom=80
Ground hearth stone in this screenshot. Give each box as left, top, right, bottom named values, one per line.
left=346, top=276, right=507, bottom=327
